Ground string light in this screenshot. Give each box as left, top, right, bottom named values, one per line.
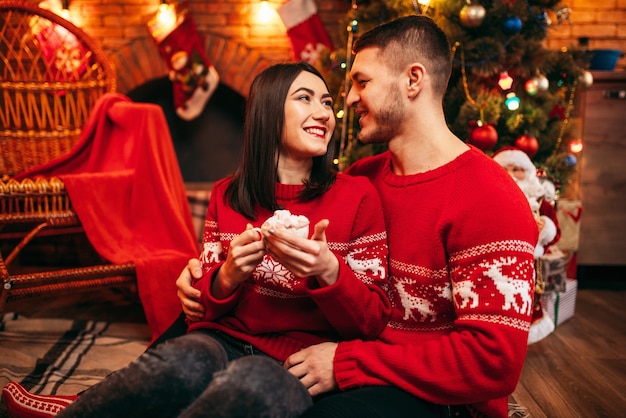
left=60, top=0, right=70, bottom=20
left=256, top=0, right=275, bottom=25
left=38, top=0, right=73, bottom=22
left=337, top=14, right=358, bottom=171
left=452, top=42, right=476, bottom=106
left=498, top=71, right=514, bottom=90
left=525, top=78, right=538, bottom=95
left=505, top=92, right=520, bottom=110
left=569, top=138, right=583, bottom=153
left=157, top=1, right=177, bottom=28
left=553, top=79, right=577, bottom=151
left=148, top=1, right=178, bottom=41
left=412, top=0, right=431, bottom=14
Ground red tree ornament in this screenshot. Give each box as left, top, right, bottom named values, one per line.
left=515, top=134, right=539, bottom=157
left=469, top=121, right=498, bottom=151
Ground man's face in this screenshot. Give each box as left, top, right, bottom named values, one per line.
left=346, top=47, right=406, bottom=144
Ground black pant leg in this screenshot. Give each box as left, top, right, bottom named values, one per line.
left=302, top=386, right=443, bottom=418
left=146, top=311, right=188, bottom=350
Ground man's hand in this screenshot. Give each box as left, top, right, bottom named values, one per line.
left=284, top=342, right=339, bottom=396
left=176, top=258, right=204, bottom=322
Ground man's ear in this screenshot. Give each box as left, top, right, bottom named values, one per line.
left=406, top=63, right=425, bottom=98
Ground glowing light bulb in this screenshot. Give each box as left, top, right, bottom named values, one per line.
left=60, top=7, right=71, bottom=20
left=38, top=0, right=73, bottom=23
left=256, top=0, right=274, bottom=24
left=505, top=92, right=520, bottom=110
left=156, top=3, right=177, bottom=32
left=498, top=71, right=514, bottom=90
left=569, top=139, right=584, bottom=153
left=417, top=0, right=431, bottom=13
left=525, top=79, right=538, bottom=96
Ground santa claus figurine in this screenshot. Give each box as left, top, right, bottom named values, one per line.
left=493, top=146, right=561, bottom=344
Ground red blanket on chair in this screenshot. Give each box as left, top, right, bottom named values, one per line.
left=15, top=93, right=199, bottom=342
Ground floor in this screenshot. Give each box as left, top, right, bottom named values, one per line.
left=2, top=284, right=626, bottom=417
left=513, top=287, right=626, bottom=417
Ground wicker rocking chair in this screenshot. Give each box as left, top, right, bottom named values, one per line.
left=0, top=1, right=135, bottom=314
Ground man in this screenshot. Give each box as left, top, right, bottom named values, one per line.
left=6, top=14, right=536, bottom=418
left=179, top=15, right=538, bottom=418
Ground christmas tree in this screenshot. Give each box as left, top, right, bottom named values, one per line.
left=320, top=0, right=590, bottom=195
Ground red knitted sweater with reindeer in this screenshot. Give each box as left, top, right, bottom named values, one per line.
left=336, top=147, right=538, bottom=418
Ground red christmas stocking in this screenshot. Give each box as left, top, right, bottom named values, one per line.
left=149, top=5, right=219, bottom=121
left=278, top=0, right=333, bottom=64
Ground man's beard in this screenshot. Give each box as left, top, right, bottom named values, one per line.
left=358, top=85, right=405, bottom=144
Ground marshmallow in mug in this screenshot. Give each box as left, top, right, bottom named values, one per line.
left=255, top=209, right=310, bottom=238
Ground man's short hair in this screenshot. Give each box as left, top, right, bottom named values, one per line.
left=353, top=15, right=453, bottom=97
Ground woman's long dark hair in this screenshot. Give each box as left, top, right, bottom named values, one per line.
left=225, top=62, right=337, bottom=220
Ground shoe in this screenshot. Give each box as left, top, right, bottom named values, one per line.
left=1, top=382, right=78, bottom=418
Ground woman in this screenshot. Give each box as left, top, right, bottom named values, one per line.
left=40, top=62, right=390, bottom=418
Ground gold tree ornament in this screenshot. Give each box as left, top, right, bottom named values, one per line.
left=459, top=1, right=486, bottom=28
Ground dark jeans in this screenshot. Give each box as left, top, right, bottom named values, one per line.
left=305, top=387, right=471, bottom=418
left=57, top=330, right=312, bottom=418
left=147, top=314, right=470, bottom=418
left=147, top=312, right=188, bottom=349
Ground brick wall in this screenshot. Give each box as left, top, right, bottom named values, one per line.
left=21, top=0, right=626, bottom=93
left=546, top=0, right=626, bottom=70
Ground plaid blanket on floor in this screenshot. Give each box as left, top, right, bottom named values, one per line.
left=0, top=313, right=150, bottom=417
left=185, top=185, right=212, bottom=245
left=0, top=314, right=530, bottom=418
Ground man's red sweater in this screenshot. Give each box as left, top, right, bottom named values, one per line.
left=188, top=173, right=391, bottom=362
left=337, top=148, right=538, bottom=418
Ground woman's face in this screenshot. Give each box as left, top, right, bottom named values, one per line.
left=280, top=71, right=335, bottom=162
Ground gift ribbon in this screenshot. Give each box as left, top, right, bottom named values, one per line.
left=553, top=292, right=560, bottom=326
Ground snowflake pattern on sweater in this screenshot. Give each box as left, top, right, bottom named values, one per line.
left=254, top=255, right=296, bottom=290
left=188, top=174, right=391, bottom=362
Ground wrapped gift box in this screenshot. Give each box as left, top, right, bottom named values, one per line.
left=556, top=199, right=582, bottom=280
left=541, top=279, right=577, bottom=326
left=539, top=247, right=567, bottom=293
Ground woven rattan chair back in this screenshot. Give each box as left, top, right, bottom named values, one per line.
left=1, top=0, right=116, bottom=176
left=0, top=1, right=134, bottom=315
